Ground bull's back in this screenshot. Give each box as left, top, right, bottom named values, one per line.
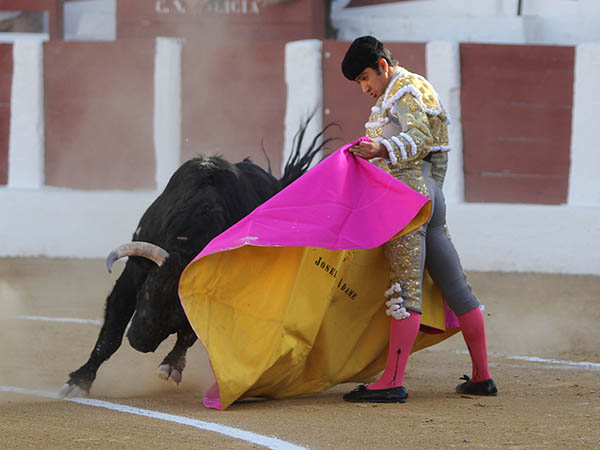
left=134, top=155, right=279, bottom=256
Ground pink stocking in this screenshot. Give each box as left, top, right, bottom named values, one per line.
left=458, top=306, right=491, bottom=382
left=367, top=312, right=421, bottom=390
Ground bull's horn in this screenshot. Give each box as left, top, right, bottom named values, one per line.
left=106, top=242, right=169, bottom=273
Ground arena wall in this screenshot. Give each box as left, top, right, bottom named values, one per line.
left=0, top=34, right=598, bottom=275
left=331, top=0, right=600, bottom=45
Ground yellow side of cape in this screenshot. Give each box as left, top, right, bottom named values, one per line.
left=179, top=207, right=459, bottom=409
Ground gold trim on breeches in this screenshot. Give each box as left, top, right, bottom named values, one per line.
left=383, top=165, right=430, bottom=313
left=384, top=225, right=427, bottom=313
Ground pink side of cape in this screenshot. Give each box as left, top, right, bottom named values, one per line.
left=187, top=138, right=457, bottom=410
left=192, top=138, right=430, bottom=262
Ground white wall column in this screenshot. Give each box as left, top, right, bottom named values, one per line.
left=426, top=41, right=464, bottom=203
left=8, top=40, right=45, bottom=189
left=568, top=43, right=600, bottom=206
left=153, top=37, right=183, bottom=192
left=283, top=39, right=323, bottom=172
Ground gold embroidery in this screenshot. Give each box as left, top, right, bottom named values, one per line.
left=364, top=69, right=450, bottom=190
left=387, top=72, right=441, bottom=113
left=369, top=158, right=392, bottom=174
left=365, top=97, right=386, bottom=141
left=384, top=226, right=426, bottom=313
left=429, top=151, right=448, bottom=188
left=390, top=165, right=429, bottom=196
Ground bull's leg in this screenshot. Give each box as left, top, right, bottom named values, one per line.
left=156, top=327, right=197, bottom=385
left=59, top=270, right=137, bottom=398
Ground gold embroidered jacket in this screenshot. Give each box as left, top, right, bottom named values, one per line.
left=365, top=68, right=451, bottom=189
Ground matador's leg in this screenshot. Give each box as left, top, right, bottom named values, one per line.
left=359, top=226, right=426, bottom=392
left=344, top=167, right=429, bottom=400
left=422, top=166, right=496, bottom=393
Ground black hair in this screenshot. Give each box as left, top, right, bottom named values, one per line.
left=341, top=35, right=398, bottom=80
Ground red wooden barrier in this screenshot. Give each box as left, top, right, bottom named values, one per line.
left=461, top=43, right=574, bottom=204
left=181, top=41, right=286, bottom=175
left=43, top=39, right=288, bottom=189
left=44, top=41, right=155, bottom=190
left=0, top=43, right=11, bottom=185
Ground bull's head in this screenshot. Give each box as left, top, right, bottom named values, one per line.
left=107, top=242, right=191, bottom=352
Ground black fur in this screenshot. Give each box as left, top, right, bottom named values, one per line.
left=62, top=120, right=336, bottom=395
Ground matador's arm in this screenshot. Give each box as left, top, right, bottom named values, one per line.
left=379, top=93, right=433, bottom=167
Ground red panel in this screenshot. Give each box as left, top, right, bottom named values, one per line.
left=461, top=43, right=574, bottom=204
left=182, top=41, right=286, bottom=176
left=322, top=40, right=426, bottom=147
left=0, top=43, right=12, bottom=186
left=465, top=173, right=569, bottom=205
left=0, top=43, right=12, bottom=103
left=0, top=108, right=9, bottom=186
left=44, top=41, right=155, bottom=189
left=462, top=103, right=572, bottom=142
left=464, top=135, right=570, bottom=176
left=460, top=67, right=573, bottom=106
left=0, top=0, right=58, bottom=10
left=117, top=0, right=324, bottom=41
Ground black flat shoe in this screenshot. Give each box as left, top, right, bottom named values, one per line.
left=343, top=384, right=408, bottom=403
left=456, top=375, right=498, bottom=396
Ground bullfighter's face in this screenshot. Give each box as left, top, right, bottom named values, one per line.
left=354, top=59, right=391, bottom=100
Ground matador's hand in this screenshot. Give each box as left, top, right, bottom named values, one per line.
left=349, top=140, right=387, bottom=160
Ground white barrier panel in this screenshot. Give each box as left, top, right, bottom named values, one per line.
left=8, top=40, right=45, bottom=189
left=0, top=190, right=157, bottom=258
left=447, top=203, right=600, bottom=275
left=426, top=41, right=464, bottom=204
left=568, top=43, right=600, bottom=206
left=154, top=37, right=183, bottom=192
left=283, top=39, right=323, bottom=173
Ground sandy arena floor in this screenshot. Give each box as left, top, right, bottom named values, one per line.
left=0, top=258, right=599, bottom=449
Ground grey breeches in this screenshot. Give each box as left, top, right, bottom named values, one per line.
left=422, top=162, right=480, bottom=316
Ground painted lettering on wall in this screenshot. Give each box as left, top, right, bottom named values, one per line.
left=314, top=256, right=359, bottom=300
left=155, top=0, right=261, bottom=15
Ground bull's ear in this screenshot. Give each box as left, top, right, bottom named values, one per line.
left=106, top=242, right=169, bottom=273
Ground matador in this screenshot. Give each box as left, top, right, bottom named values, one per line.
left=341, top=36, right=498, bottom=403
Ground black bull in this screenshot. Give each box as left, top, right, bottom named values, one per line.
left=59, top=123, right=333, bottom=398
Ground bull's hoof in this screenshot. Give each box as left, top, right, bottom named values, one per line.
left=58, top=382, right=88, bottom=399
left=157, top=364, right=182, bottom=385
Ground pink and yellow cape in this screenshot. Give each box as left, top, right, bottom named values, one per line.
left=178, top=139, right=459, bottom=410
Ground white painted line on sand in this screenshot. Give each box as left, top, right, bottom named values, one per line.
left=505, top=355, right=600, bottom=370
left=0, top=386, right=307, bottom=450
left=489, top=362, right=599, bottom=372
left=457, top=350, right=600, bottom=371
left=15, top=315, right=102, bottom=326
